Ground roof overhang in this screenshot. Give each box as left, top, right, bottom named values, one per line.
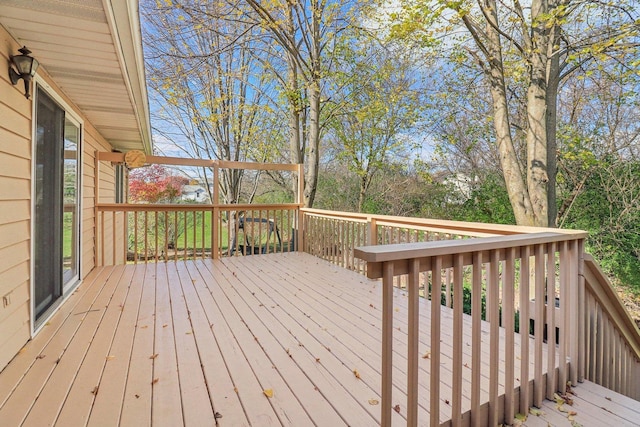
left=0, top=0, right=152, bottom=154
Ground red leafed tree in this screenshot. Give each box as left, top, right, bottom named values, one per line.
left=129, top=164, right=188, bottom=203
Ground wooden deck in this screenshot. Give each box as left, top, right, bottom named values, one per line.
left=0, top=253, right=637, bottom=426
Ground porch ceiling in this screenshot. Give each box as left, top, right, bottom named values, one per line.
left=0, top=0, right=152, bottom=154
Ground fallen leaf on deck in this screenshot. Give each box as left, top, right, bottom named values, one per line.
left=393, top=404, right=401, bottom=413
left=106, top=355, right=116, bottom=361
left=368, top=399, right=379, bottom=405
left=234, top=387, right=238, bottom=393
left=263, top=389, right=274, bottom=398
left=91, top=386, right=99, bottom=395
left=369, top=304, right=374, bottom=308
left=36, top=354, right=46, bottom=360
left=149, top=354, right=159, bottom=360
left=514, top=413, right=527, bottom=421
left=315, top=358, right=321, bottom=363
left=445, top=399, right=450, bottom=405
left=18, top=347, right=27, bottom=354
left=605, top=396, right=611, bottom=401
left=185, top=331, right=192, bottom=335
left=163, top=324, right=168, bottom=328
left=529, top=408, right=544, bottom=417
left=394, top=307, right=399, bottom=312
left=422, top=351, right=431, bottom=359
left=135, top=394, right=140, bottom=398
left=152, top=378, right=159, bottom=385
left=568, top=411, right=577, bottom=416
left=140, top=325, right=148, bottom=329
left=570, top=421, right=583, bottom=427
left=214, top=412, right=223, bottom=419
left=353, top=369, right=361, bottom=379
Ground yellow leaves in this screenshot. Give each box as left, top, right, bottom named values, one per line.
left=353, top=369, right=361, bottom=379
left=529, top=408, right=544, bottom=417
left=263, top=389, right=274, bottom=398
left=106, top=355, right=116, bottom=361
left=368, top=399, right=379, bottom=405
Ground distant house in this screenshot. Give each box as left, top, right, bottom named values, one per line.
left=181, top=185, right=211, bottom=203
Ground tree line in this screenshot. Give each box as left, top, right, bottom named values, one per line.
left=141, top=0, right=640, bottom=293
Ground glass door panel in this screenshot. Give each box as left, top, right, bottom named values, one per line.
left=63, top=119, right=79, bottom=287
left=34, top=87, right=81, bottom=324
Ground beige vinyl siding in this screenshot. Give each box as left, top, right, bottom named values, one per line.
left=0, top=24, right=118, bottom=372
left=0, top=27, right=34, bottom=370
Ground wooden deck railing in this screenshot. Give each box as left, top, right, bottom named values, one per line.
left=96, top=203, right=299, bottom=265
left=303, top=208, right=640, bottom=423
left=582, top=254, right=640, bottom=398
left=355, top=232, right=588, bottom=426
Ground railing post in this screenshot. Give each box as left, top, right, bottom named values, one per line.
left=577, top=239, right=586, bottom=383
left=381, top=261, right=394, bottom=427
left=407, top=258, right=420, bottom=427
left=569, top=239, right=580, bottom=386
left=368, top=216, right=377, bottom=246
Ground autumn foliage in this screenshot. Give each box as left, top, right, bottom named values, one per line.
left=129, top=164, right=188, bottom=203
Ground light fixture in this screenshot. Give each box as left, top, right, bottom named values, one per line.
left=9, top=46, right=39, bottom=99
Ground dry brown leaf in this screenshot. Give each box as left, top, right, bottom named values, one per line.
left=263, top=389, right=274, bottom=398
left=163, top=324, right=168, bottom=328
left=91, top=386, right=99, bottom=395
left=353, top=369, right=361, bottom=379
left=18, top=347, right=27, bottom=354
left=568, top=411, right=577, bottom=416
left=152, top=378, right=159, bottom=385
left=36, top=354, right=46, bottom=360
left=233, top=387, right=238, bottom=393
left=135, top=394, right=140, bottom=398
left=315, top=358, right=321, bottom=363
left=393, top=404, right=401, bottom=413
left=368, top=399, right=379, bottom=405
left=369, top=303, right=374, bottom=308
left=185, top=331, right=192, bottom=335
left=422, top=351, right=431, bottom=359
left=149, top=354, right=159, bottom=360
left=140, top=325, right=148, bottom=329
left=214, top=412, right=223, bottom=419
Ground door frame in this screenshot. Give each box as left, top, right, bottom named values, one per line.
left=30, top=76, right=84, bottom=336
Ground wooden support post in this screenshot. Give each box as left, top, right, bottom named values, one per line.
left=407, top=259, right=419, bottom=427
left=213, top=163, right=219, bottom=259
left=94, top=150, right=100, bottom=267
left=381, top=261, right=394, bottom=427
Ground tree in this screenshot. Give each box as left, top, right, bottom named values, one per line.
left=327, top=42, right=423, bottom=211
left=243, top=0, right=352, bottom=207
left=129, top=164, right=188, bottom=203
left=142, top=0, right=277, bottom=204
left=390, top=0, right=640, bottom=226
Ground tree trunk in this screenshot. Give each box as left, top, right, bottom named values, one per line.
left=526, top=0, right=551, bottom=227
left=546, top=12, right=561, bottom=227
left=482, top=1, right=535, bottom=226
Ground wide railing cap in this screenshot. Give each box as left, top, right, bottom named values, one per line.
left=354, top=231, right=588, bottom=263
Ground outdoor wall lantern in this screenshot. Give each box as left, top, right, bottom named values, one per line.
left=9, top=46, right=39, bottom=99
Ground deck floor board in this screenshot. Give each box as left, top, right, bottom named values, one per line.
left=0, top=253, right=637, bottom=426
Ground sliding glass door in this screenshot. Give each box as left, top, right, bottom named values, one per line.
left=34, top=87, right=81, bottom=324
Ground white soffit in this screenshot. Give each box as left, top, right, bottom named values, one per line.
left=0, top=0, right=152, bottom=153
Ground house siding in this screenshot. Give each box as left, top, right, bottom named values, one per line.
left=0, top=25, right=117, bottom=372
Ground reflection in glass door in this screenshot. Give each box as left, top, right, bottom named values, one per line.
left=63, top=120, right=79, bottom=287
left=34, top=87, right=81, bottom=324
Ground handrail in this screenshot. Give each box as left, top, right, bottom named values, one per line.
left=354, top=231, right=587, bottom=426
left=301, top=207, right=580, bottom=237
left=583, top=254, right=640, bottom=359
